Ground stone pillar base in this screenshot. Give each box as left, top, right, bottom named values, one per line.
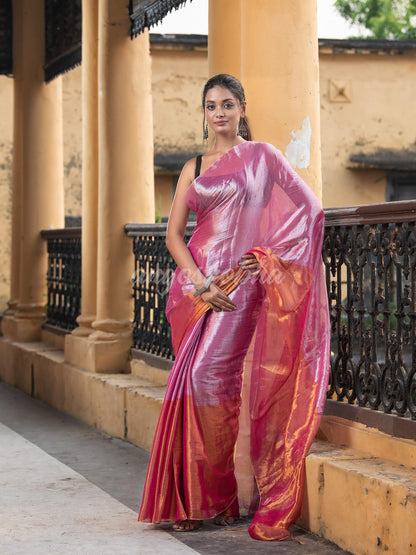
left=65, top=326, right=132, bottom=374
left=72, top=314, right=96, bottom=337
left=1, top=304, right=46, bottom=342
left=5, top=299, right=19, bottom=315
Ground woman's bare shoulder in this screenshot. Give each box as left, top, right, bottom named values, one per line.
left=177, top=157, right=198, bottom=191
left=182, top=157, right=197, bottom=175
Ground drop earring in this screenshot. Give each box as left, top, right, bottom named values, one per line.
left=203, top=124, right=208, bottom=140
left=238, top=119, right=248, bottom=139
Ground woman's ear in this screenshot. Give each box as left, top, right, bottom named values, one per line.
left=240, top=101, right=247, bottom=119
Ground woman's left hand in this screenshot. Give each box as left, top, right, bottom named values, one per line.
left=239, top=253, right=260, bottom=273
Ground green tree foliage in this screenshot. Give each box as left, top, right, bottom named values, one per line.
left=334, top=0, right=416, bottom=39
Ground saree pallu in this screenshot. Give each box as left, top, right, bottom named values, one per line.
left=138, top=142, right=330, bottom=541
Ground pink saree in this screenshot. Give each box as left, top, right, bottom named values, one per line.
left=138, top=142, right=330, bottom=541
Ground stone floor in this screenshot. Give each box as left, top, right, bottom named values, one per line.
left=0, top=381, right=351, bottom=554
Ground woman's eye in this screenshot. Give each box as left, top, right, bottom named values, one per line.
left=207, top=105, right=215, bottom=110
left=224, top=103, right=233, bottom=109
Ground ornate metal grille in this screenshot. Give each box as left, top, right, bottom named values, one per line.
left=44, top=0, right=82, bottom=82
left=324, top=201, right=416, bottom=421
left=130, top=0, right=190, bottom=37
left=41, top=228, right=81, bottom=331
left=127, top=202, right=416, bottom=424
left=125, top=223, right=194, bottom=360
left=0, top=0, right=12, bottom=75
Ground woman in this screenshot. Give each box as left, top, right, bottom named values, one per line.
left=138, top=74, right=330, bottom=541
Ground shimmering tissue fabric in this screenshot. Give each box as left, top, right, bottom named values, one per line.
left=138, top=142, right=330, bottom=541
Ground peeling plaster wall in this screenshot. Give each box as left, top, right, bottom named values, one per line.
left=319, top=51, right=416, bottom=208
left=62, top=66, right=83, bottom=218
left=152, top=46, right=207, bottom=157
left=0, top=76, right=13, bottom=312
left=151, top=45, right=207, bottom=217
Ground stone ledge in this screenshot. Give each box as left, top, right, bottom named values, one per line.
left=318, top=413, right=416, bottom=469
left=130, top=357, right=170, bottom=386
left=301, top=443, right=416, bottom=554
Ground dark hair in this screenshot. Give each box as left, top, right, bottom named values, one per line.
left=202, top=74, right=252, bottom=141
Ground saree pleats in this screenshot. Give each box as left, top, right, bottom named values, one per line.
left=138, top=142, right=330, bottom=540
left=139, top=273, right=263, bottom=522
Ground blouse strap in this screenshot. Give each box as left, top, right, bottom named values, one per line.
left=194, top=154, right=202, bottom=180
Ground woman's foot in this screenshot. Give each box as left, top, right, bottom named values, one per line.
left=172, top=519, right=202, bottom=532
left=213, top=510, right=236, bottom=526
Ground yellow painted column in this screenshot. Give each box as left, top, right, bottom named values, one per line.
left=208, top=0, right=242, bottom=79
left=241, top=0, right=322, bottom=197
left=8, top=0, right=23, bottom=313
left=67, top=0, right=154, bottom=373
left=71, top=0, right=99, bottom=338
left=2, top=0, right=64, bottom=342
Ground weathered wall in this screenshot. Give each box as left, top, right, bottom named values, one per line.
left=151, top=41, right=207, bottom=214
left=62, top=65, right=83, bottom=217
left=320, top=48, right=416, bottom=208
left=152, top=44, right=207, bottom=156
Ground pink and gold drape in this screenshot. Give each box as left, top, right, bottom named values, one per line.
left=138, top=142, right=330, bottom=541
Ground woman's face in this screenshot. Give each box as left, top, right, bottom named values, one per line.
left=204, top=85, right=245, bottom=137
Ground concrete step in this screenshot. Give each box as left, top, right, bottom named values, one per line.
left=301, top=440, right=416, bottom=555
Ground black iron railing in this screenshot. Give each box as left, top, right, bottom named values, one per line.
left=127, top=202, right=416, bottom=424
left=41, top=202, right=416, bottom=424
left=125, top=223, right=195, bottom=360
left=324, top=201, right=416, bottom=421
left=41, top=227, right=81, bottom=332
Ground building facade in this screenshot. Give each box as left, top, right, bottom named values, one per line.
left=1, top=35, right=416, bottom=311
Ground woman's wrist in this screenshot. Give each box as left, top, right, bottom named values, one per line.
left=193, top=275, right=215, bottom=297
left=181, top=267, right=207, bottom=291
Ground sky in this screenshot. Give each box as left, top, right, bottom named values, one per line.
left=151, top=0, right=366, bottom=39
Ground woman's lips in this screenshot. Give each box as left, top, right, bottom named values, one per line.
left=215, top=121, right=227, bottom=126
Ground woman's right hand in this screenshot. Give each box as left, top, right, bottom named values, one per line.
left=200, top=282, right=237, bottom=312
